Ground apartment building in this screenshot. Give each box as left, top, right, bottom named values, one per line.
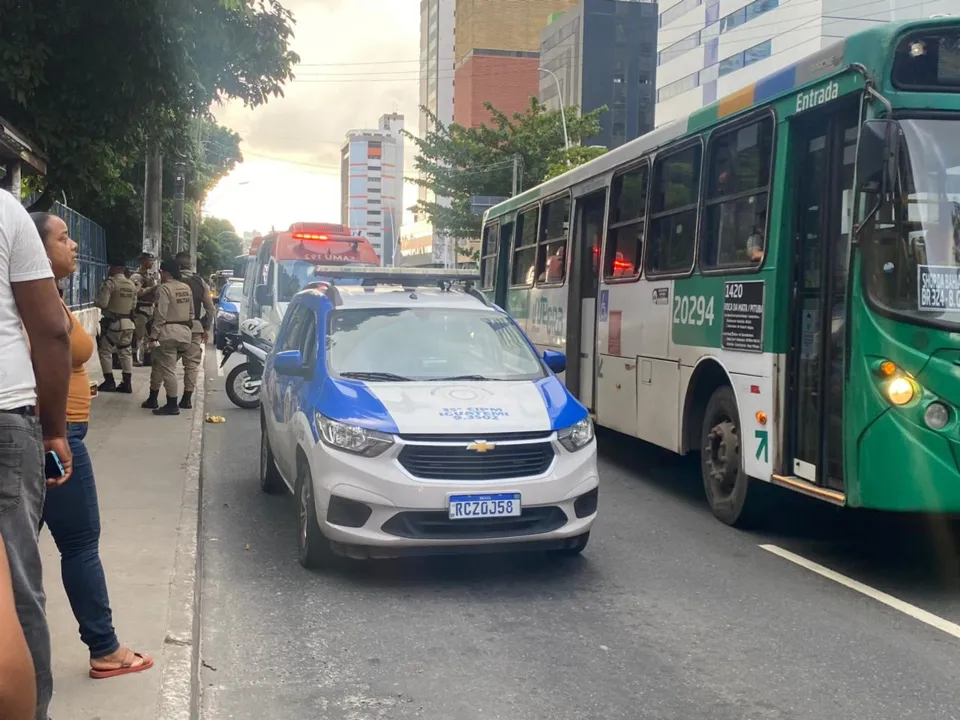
left=340, top=114, right=405, bottom=265
left=539, top=0, right=658, bottom=149
left=654, top=0, right=955, bottom=126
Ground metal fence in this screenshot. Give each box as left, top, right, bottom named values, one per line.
left=53, top=202, right=108, bottom=310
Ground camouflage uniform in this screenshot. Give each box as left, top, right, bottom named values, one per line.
left=95, top=272, right=137, bottom=391
left=142, top=278, right=193, bottom=415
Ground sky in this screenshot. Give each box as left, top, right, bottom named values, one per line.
left=205, top=0, right=422, bottom=235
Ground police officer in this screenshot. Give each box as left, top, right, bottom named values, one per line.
left=175, top=251, right=215, bottom=410
left=130, top=252, right=158, bottom=366
left=141, top=259, right=194, bottom=416
left=95, top=261, right=138, bottom=392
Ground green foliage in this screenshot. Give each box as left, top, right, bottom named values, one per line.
left=407, top=97, right=607, bottom=241
left=545, top=146, right=609, bottom=181
left=196, top=217, right=243, bottom=277
left=0, top=0, right=296, bottom=257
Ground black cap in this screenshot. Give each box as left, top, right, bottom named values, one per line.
left=107, top=257, right=126, bottom=268
left=160, top=259, right=180, bottom=276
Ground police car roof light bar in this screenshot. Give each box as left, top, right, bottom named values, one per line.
left=307, top=265, right=480, bottom=285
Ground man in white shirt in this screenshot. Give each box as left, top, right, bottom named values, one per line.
left=0, top=189, right=72, bottom=720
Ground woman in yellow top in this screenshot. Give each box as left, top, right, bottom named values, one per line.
left=30, top=213, right=153, bottom=680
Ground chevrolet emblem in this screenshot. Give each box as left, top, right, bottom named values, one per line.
left=466, top=440, right=496, bottom=453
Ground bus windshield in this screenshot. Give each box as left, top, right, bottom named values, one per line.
left=276, top=259, right=378, bottom=302
left=863, top=118, right=960, bottom=327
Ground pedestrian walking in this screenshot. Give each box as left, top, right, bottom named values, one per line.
left=1, top=191, right=73, bottom=720
left=31, top=213, right=153, bottom=681
left=175, top=251, right=214, bottom=410
left=0, top=531, right=37, bottom=720
left=94, top=261, right=136, bottom=393
left=141, top=259, right=194, bottom=416
left=130, top=252, right=157, bottom=367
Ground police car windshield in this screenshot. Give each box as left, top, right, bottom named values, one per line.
left=326, top=307, right=546, bottom=382
left=224, top=282, right=244, bottom=302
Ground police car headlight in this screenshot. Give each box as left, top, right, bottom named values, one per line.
left=557, top=417, right=594, bottom=452
left=315, top=413, right=394, bottom=457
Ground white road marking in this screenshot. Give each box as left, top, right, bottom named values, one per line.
left=760, top=544, right=960, bottom=641
left=216, top=349, right=224, bottom=377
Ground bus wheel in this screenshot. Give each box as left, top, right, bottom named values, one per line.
left=700, top=386, right=755, bottom=527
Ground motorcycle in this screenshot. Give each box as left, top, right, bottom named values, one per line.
left=220, top=318, right=271, bottom=410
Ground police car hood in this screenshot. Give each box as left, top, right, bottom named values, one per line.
left=318, top=375, right=586, bottom=435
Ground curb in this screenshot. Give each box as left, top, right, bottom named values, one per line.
left=155, top=353, right=206, bottom=720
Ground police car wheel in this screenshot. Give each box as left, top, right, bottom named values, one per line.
left=259, top=421, right=285, bottom=495
left=295, top=460, right=335, bottom=570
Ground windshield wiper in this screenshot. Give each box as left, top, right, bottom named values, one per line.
left=436, top=374, right=501, bottom=381
left=339, top=371, right=411, bottom=382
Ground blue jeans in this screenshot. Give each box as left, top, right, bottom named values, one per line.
left=0, top=411, right=51, bottom=720
left=41, top=422, right=119, bottom=659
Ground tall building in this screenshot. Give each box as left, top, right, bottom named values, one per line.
left=453, top=0, right=581, bottom=127
left=539, top=0, right=657, bottom=150
left=654, top=0, right=955, bottom=126
left=340, top=113, right=405, bottom=265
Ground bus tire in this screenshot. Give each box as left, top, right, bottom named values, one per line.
left=700, top=385, right=759, bottom=528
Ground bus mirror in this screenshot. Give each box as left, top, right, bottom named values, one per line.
left=857, top=119, right=900, bottom=195
left=254, top=284, right=272, bottom=307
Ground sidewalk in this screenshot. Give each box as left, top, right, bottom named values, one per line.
left=41, top=352, right=204, bottom=720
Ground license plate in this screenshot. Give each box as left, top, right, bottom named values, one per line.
left=448, top=493, right=522, bottom=520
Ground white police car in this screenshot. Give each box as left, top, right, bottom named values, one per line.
left=258, top=267, right=598, bottom=569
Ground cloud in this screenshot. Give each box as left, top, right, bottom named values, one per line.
left=213, top=0, right=420, bottom=172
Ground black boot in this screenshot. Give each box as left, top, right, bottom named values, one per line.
left=117, top=373, right=133, bottom=394
left=141, top=390, right=159, bottom=409
left=153, top=396, right=181, bottom=416
left=179, top=391, right=193, bottom=409
left=98, top=374, right=117, bottom=393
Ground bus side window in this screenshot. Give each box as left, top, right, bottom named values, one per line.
left=481, top=222, right=499, bottom=290
left=536, top=196, right=571, bottom=285
left=511, top=206, right=540, bottom=286
left=647, top=143, right=702, bottom=276
left=701, top=116, right=774, bottom=270
left=604, top=164, right=648, bottom=280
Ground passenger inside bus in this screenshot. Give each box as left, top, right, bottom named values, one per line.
left=539, top=245, right=566, bottom=283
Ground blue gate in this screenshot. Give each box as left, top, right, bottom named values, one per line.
left=53, top=202, right=107, bottom=310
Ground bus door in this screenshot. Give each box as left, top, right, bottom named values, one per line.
left=787, top=100, right=859, bottom=492
left=565, top=189, right=606, bottom=410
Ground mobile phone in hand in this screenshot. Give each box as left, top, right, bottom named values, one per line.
left=44, top=451, right=65, bottom=480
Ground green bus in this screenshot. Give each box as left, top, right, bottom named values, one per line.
left=480, top=18, right=960, bottom=526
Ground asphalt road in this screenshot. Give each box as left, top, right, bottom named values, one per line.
left=199, top=350, right=960, bottom=720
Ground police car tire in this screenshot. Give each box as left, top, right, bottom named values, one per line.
left=295, top=460, right=336, bottom=570
left=259, top=422, right=285, bottom=495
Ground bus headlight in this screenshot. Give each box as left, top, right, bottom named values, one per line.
left=887, top=377, right=914, bottom=406
left=924, top=402, right=950, bottom=431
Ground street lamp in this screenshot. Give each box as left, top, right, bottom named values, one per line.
left=539, top=67, right=571, bottom=164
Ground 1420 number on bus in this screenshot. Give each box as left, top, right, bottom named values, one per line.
left=673, top=295, right=716, bottom=327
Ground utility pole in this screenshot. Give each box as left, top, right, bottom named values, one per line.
left=188, top=117, right=203, bottom=271
left=511, top=154, right=521, bottom=197
left=172, top=161, right=186, bottom=254
left=143, top=147, right=162, bottom=258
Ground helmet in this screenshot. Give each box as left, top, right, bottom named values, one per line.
left=239, top=317, right=265, bottom=340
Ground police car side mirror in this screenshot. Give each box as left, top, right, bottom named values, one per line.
left=274, top=350, right=310, bottom=377
left=542, top=350, right=566, bottom=375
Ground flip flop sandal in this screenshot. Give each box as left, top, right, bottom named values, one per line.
left=89, top=651, right=154, bottom=679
